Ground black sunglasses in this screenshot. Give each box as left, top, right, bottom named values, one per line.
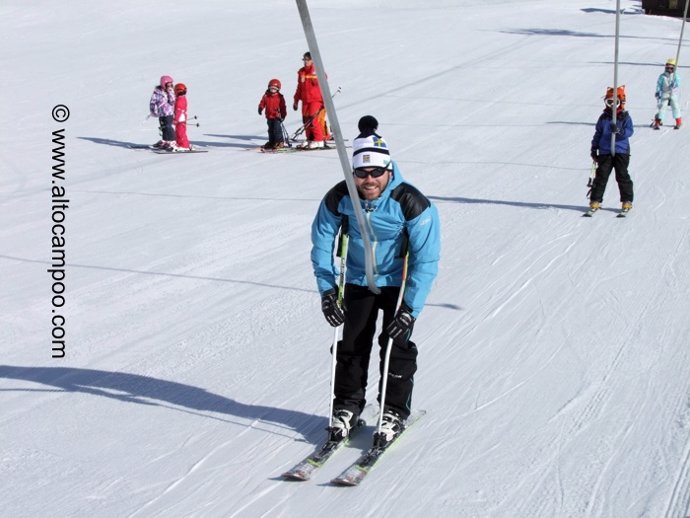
left=353, top=167, right=389, bottom=178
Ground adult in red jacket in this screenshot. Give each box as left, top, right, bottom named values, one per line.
left=293, top=52, right=326, bottom=148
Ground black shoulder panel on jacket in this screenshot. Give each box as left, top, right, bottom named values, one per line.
left=324, top=180, right=349, bottom=215
left=391, top=183, right=431, bottom=221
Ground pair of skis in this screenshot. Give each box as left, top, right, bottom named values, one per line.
left=582, top=206, right=630, bottom=218
left=128, top=144, right=208, bottom=154
left=257, top=144, right=335, bottom=154
left=282, top=409, right=425, bottom=486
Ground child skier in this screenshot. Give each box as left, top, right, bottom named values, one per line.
left=258, top=79, right=287, bottom=150
left=149, top=75, right=176, bottom=149
left=589, top=86, right=634, bottom=213
left=653, top=58, right=682, bottom=130
left=173, top=83, right=190, bottom=151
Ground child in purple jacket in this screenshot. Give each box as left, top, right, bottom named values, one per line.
left=149, top=75, right=176, bottom=148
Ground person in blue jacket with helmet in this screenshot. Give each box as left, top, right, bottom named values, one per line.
left=589, top=86, right=634, bottom=212
left=311, top=115, right=441, bottom=444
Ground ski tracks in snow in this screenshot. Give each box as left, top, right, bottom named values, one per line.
left=509, top=226, right=690, bottom=517
left=663, top=393, right=690, bottom=518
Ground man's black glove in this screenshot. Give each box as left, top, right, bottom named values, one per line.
left=609, top=121, right=618, bottom=133
left=321, top=289, right=344, bottom=327
left=386, top=303, right=415, bottom=346
left=590, top=149, right=598, bottom=163
left=258, top=108, right=262, bottom=115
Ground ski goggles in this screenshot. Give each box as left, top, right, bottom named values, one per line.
left=604, top=97, right=622, bottom=108
left=666, top=65, right=676, bottom=71
left=353, top=166, right=389, bottom=179
left=269, top=86, right=279, bottom=92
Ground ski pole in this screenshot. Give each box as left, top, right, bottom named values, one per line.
left=280, top=121, right=293, bottom=148
left=375, top=254, right=409, bottom=441
left=291, top=87, right=341, bottom=141
left=587, top=160, right=597, bottom=188
left=328, top=231, right=349, bottom=429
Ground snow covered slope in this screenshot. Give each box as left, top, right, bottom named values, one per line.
left=2, top=0, right=690, bottom=516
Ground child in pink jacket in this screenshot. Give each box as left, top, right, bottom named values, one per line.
left=173, top=83, right=190, bottom=151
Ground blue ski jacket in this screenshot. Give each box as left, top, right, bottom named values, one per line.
left=591, top=108, right=634, bottom=155
left=656, top=71, right=680, bottom=100
left=311, top=162, right=441, bottom=318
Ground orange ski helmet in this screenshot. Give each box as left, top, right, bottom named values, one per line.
left=605, top=85, right=626, bottom=108
left=268, top=79, right=281, bottom=90
left=174, top=83, right=187, bottom=95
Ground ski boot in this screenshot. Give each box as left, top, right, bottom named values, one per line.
left=675, top=117, right=683, bottom=130
left=373, top=410, right=404, bottom=447
left=328, top=409, right=356, bottom=442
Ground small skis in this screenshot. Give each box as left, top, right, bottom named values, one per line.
left=258, top=144, right=348, bottom=154
left=331, top=409, right=426, bottom=487
left=152, top=148, right=208, bottom=154
left=650, top=119, right=682, bottom=130
left=582, top=207, right=631, bottom=217
left=128, top=144, right=208, bottom=153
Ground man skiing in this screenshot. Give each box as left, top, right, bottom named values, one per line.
left=653, top=58, right=682, bottom=130
left=310, top=116, right=441, bottom=445
left=589, top=86, right=634, bottom=213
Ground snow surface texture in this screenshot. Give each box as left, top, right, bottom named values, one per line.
left=2, top=0, right=690, bottom=516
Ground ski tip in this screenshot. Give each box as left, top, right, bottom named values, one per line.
left=282, top=472, right=310, bottom=482
left=331, top=478, right=359, bottom=487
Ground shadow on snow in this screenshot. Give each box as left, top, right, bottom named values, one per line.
left=78, top=136, right=260, bottom=150
left=429, top=195, right=586, bottom=213
left=0, top=364, right=323, bottom=442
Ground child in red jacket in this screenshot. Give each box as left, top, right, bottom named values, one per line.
left=173, top=83, right=190, bottom=151
left=258, top=79, right=287, bottom=150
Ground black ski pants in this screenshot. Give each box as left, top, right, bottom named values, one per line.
left=266, top=118, right=284, bottom=145
left=159, top=115, right=175, bottom=142
left=334, top=284, right=418, bottom=420
left=590, top=153, right=634, bottom=204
